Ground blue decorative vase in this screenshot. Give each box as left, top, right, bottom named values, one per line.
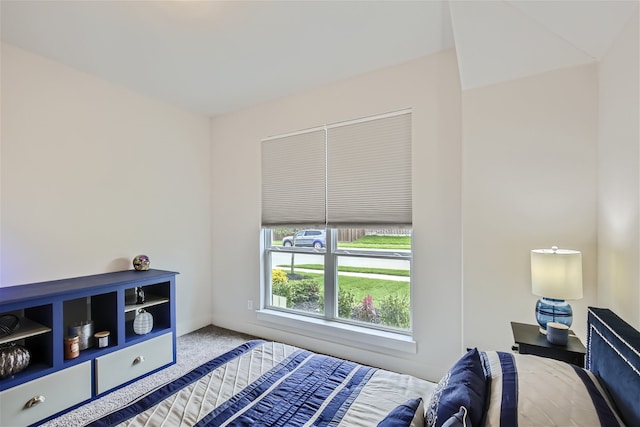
left=535, top=297, right=573, bottom=333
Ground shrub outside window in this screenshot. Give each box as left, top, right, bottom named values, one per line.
left=264, top=227, right=412, bottom=333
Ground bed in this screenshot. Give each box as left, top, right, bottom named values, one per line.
left=87, top=307, right=639, bottom=427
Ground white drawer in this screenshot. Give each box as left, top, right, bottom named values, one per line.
left=95, top=333, right=173, bottom=395
left=0, top=361, right=91, bottom=427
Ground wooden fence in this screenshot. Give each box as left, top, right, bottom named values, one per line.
left=272, top=228, right=408, bottom=243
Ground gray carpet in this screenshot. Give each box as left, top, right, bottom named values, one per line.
left=40, top=325, right=257, bottom=427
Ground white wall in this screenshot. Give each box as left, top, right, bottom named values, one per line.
left=211, top=40, right=639, bottom=380
left=210, top=51, right=463, bottom=381
left=597, top=12, right=640, bottom=329
left=462, top=65, right=599, bottom=349
left=1, top=43, right=213, bottom=336
left=2, top=10, right=638, bottom=382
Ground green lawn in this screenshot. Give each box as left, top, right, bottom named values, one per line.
left=338, top=275, right=409, bottom=304
left=339, top=234, right=411, bottom=249
left=272, top=233, right=411, bottom=309
left=278, top=270, right=409, bottom=306
left=277, top=263, right=409, bottom=277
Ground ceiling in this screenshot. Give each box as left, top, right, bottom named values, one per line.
left=1, top=1, right=638, bottom=117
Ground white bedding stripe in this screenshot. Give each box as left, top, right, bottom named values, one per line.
left=160, top=383, right=189, bottom=427
left=482, top=351, right=625, bottom=426
left=302, top=365, right=361, bottom=427
left=108, top=342, right=435, bottom=427
left=195, top=365, right=222, bottom=421
left=481, top=351, right=504, bottom=427
left=120, top=348, right=262, bottom=426
left=219, top=354, right=316, bottom=427
left=336, top=369, right=436, bottom=426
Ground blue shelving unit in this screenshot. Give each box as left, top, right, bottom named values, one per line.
left=0, top=269, right=178, bottom=425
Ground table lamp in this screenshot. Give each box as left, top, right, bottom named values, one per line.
left=531, top=246, right=583, bottom=333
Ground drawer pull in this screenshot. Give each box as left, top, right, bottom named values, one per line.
left=25, top=395, right=46, bottom=408
left=133, top=355, right=145, bottom=365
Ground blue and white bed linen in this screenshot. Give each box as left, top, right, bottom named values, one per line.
left=481, top=351, right=624, bottom=426
left=89, top=340, right=435, bottom=427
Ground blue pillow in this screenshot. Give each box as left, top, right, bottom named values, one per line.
left=425, top=348, right=487, bottom=427
left=377, top=398, right=423, bottom=427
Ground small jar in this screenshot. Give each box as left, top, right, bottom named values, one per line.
left=94, top=331, right=110, bottom=348
left=68, top=320, right=94, bottom=350
left=64, top=335, right=80, bottom=359
left=546, top=322, right=569, bottom=346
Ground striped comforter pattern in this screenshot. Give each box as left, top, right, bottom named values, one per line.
left=89, top=340, right=434, bottom=427
left=481, top=351, right=625, bottom=427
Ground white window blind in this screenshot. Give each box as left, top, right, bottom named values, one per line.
left=261, top=129, right=326, bottom=226
left=327, top=111, right=412, bottom=226
left=261, top=110, right=412, bottom=227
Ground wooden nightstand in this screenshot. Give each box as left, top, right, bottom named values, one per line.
left=511, top=321, right=586, bottom=367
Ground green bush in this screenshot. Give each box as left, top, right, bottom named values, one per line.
left=272, top=269, right=288, bottom=286
left=273, top=268, right=410, bottom=329
left=272, top=269, right=292, bottom=306
left=338, top=288, right=356, bottom=318
left=379, top=294, right=410, bottom=328
left=290, top=279, right=320, bottom=304
left=316, top=288, right=365, bottom=319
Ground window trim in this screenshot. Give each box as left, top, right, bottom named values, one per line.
left=262, top=228, right=414, bottom=337
left=260, top=109, right=414, bottom=350
left=256, top=308, right=417, bottom=355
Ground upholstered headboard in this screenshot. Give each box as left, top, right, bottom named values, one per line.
left=587, top=307, right=640, bottom=426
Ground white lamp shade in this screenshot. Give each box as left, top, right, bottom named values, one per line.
left=531, top=248, right=583, bottom=300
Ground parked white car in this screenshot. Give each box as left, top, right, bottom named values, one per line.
left=282, top=230, right=326, bottom=248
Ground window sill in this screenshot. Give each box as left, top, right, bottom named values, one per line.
left=256, top=309, right=417, bottom=355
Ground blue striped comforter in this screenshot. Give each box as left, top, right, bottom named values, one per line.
left=89, top=340, right=434, bottom=427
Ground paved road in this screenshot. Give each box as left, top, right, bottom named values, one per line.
left=282, top=267, right=410, bottom=282
left=271, top=252, right=409, bottom=280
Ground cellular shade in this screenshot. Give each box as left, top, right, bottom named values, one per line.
left=261, top=129, right=326, bottom=226
left=326, top=111, right=412, bottom=227
left=261, top=110, right=412, bottom=228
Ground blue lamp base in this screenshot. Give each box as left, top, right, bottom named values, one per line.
left=535, top=297, right=573, bottom=334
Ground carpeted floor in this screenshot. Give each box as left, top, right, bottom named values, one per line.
left=40, top=325, right=257, bottom=427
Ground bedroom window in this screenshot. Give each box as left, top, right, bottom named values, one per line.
left=261, top=110, right=412, bottom=334
left=264, top=228, right=411, bottom=331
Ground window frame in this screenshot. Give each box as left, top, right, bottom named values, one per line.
left=262, top=228, right=413, bottom=336
left=259, top=109, right=414, bottom=353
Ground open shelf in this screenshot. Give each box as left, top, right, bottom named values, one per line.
left=62, top=291, right=118, bottom=353
left=124, top=295, right=169, bottom=313
left=0, top=317, right=51, bottom=345
left=123, top=281, right=171, bottom=342
left=0, top=269, right=177, bottom=404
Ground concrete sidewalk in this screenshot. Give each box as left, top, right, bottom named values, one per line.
left=281, top=268, right=410, bottom=282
